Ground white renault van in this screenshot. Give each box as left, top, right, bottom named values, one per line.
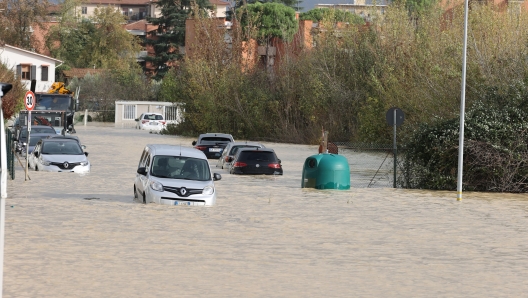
left=134, top=144, right=222, bottom=206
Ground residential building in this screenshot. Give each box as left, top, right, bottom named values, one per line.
left=0, top=44, right=62, bottom=92
left=315, top=0, right=392, bottom=20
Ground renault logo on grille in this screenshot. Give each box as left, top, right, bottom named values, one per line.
left=63, top=162, right=69, bottom=169
left=180, top=187, right=187, bottom=196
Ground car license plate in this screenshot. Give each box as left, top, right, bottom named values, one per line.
left=149, top=122, right=159, bottom=126
left=174, top=201, right=200, bottom=206
left=209, top=148, right=221, bottom=152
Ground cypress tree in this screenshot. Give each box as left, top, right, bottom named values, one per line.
left=145, top=0, right=212, bottom=80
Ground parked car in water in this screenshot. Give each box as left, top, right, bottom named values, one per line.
left=28, top=137, right=90, bottom=173
left=135, top=113, right=166, bottom=131
left=230, top=148, right=283, bottom=175
left=192, top=133, right=234, bottom=159
left=134, top=144, right=222, bottom=206
left=19, top=132, right=58, bottom=157
left=216, top=141, right=266, bottom=170
left=14, top=125, right=58, bottom=154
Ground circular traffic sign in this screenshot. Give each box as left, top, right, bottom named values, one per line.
left=386, top=107, right=405, bottom=126
left=24, top=91, right=36, bottom=111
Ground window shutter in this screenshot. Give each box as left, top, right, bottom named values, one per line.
left=41, top=66, right=49, bottom=81
left=16, top=65, right=21, bottom=79
left=31, top=65, right=37, bottom=80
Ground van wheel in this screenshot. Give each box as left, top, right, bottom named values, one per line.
left=142, top=193, right=146, bottom=204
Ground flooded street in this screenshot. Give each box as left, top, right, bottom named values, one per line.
left=4, top=125, right=528, bottom=297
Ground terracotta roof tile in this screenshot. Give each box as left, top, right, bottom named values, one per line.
left=125, top=20, right=157, bottom=32
left=209, top=0, right=229, bottom=5
left=62, top=68, right=105, bottom=79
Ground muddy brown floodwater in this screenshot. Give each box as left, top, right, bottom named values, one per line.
left=4, top=124, right=528, bottom=297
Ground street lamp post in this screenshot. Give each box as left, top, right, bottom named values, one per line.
left=457, top=0, right=470, bottom=201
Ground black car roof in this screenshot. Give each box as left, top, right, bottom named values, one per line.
left=47, top=135, right=79, bottom=141
left=236, top=148, right=275, bottom=154
left=42, top=137, right=79, bottom=143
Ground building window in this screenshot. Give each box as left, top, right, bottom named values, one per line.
left=21, top=65, right=30, bottom=80
left=41, top=66, right=49, bottom=81
left=123, top=104, right=136, bottom=120
left=82, top=7, right=87, bottom=14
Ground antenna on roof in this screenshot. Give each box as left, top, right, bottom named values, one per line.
left=179, top=142, right=182, bottom=156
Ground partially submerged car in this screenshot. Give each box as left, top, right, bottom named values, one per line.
left=230, top=148, right=283, bottom=175
left=28, top=137, right=90, bottom=173
left=216, top=141, right=266, bottom=170
left=19, top=132, right=57, bottom=157
left=135, top=113, right=166, bottom=131
left=134, top=144, right=222, bottom=206
left=14, top=125, right=57, bottom=154
left=192, top=133, right=234, bottom=159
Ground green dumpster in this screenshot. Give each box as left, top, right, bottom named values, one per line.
left=301, top=153, right=350, bottom=190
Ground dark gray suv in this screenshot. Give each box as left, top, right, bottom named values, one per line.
left=192, top=133, right=234, bottom=159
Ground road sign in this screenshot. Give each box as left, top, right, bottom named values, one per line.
left=24, top=91, right=35, bottom=111
left=386, top=107, right=405, bottom=126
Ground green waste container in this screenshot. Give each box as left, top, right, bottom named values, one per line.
left=301, top=153, right=350, bottom=190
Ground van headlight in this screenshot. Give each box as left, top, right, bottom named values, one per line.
left=41, top=159, right=50, bottom=166
left=80, top=161, right=89, bottom=166
left=203, top=185, right=214, bottom=195
left=150, top=181, right=164, bottom=192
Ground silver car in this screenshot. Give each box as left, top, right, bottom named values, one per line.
left=134, top=144, right=222, bottom=206
left=29, top=137, right=90, bottom=173
left=216, top=141, right=266, bottom=170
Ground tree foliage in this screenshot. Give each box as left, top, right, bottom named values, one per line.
left=239, top=2, right=298, bottom=44
left=145, top=0, right=212, bottom=80
left=402, top=82, right=528, bottom=192
left=0, top=0, right=50, bottom=50
left=0, top=63, right=26, bottom=119
left=234, top=0, right=303, bottom=11
left=46, top=1, right=141, bottom=70
left=300, top=8, right=365, bottom=25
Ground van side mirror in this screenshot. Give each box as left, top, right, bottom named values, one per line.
left=34, top=151, right=39, bottom=158
left=135, top=118, right=139, bottom=122
left=227, top=156, right=233, bottom=162
left=192, top=141, right=197, bottom=146
left=213, top=173, right=222, bottom=181
left=137, top=167, right=147, bottom=175
left=278, top=159, right=281, bottom=164
left=84, top=152, right=89, bottom=157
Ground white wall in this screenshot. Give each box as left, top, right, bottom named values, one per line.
left=0, top=45, right=60, bottom=92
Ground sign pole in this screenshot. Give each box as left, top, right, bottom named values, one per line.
left=457, top=0, right=470, bottom=201
left=25, top=111, right=31, bottom=181
left=23, top=91, right=35, bottom=181
left=393, top=109, right=397, bottom=188
left=385, top=107, right=404, bottom=189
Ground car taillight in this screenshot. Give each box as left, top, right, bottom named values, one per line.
left=195, top=146, right=207, bottom=151
left=268, top=163, right=281, bottom=169
left=160, top=121, right=166, bottom=125
left=142, top=120, right=148, bottom=124
left=233, top=162, right=247, bottom=167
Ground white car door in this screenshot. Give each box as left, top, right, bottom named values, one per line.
left=135, top=151, right=150, bottom=201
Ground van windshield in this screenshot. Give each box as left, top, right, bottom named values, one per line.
left=151, top=156, right=211, bottom=181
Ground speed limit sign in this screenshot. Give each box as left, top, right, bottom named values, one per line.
left=24, top=90, right=35, bottom=111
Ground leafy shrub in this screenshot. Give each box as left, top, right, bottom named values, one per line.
left=401, top=82, right=528, bottom=192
